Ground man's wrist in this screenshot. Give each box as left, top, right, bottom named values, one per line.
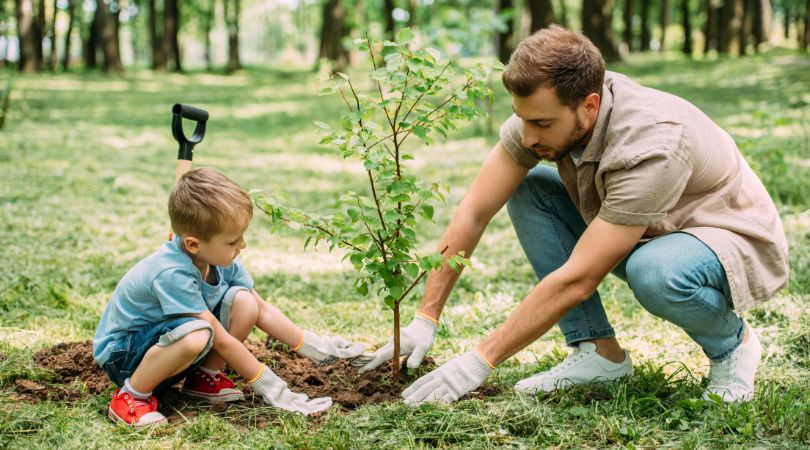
left=415, top=311, right=439, bottom=325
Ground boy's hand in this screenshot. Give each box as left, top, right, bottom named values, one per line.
left=296, top=331, right=365, bottom=365
left=250, top=365, right=332, bottom=415
left=353, top=314, right=438, bottom=373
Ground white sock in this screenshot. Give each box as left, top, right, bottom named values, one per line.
left=122, top=378, right=151, bottom=400
left=199, top=366, right=220, bottom=376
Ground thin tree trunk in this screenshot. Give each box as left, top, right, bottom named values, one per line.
left=623, top=0, right=634, bottom=52
left=681, top=0, right=693, bottom=55
left=16, top=0, right=37, bottom=72
left=47, top=0, right=57, bottom=69
left=718, top=0, right=744, bottom=54
left=640, top=0, right=651, bottom=51
left=0, top=1, right=6, bottom=67
left=527, top=0, right=555, bottom=33
left=660, top=0, right=670, bottom=51
left=384, top=0, right=394, bottom=40
left=62, top=0, right=76, bottom=69
left=803, top=0, right=810, bottom=50
left=225, top=0, right=241, bottom=72
left=97, top=0, right=122, bottom=72
left=392, top=302, right=400, bottom=383
left=85, top=1, right=99, bottom=68
left=738, top=0, right=752, bottom=55
left=163, top=0, right=181, bottom=71
left=149, top=0, right=165, bottom=70
left=34, top=0, right=44, bottom=68
left=495, top=0, right=515, bottom=64
left=317, top=0, right=348, bottom=72
left=582, top=0, right=621, bottom=61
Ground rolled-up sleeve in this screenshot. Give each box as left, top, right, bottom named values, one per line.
left=599, top=152, right=693, bottom=226
left=499, top=114, right=540, bottom=169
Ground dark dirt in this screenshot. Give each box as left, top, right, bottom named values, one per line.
left=11, top=340, right=502, bottom=419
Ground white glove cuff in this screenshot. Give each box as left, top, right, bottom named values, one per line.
left=462, top=350, right=495, bottom=380
left=411, top=314, right=439, bottom=334
left=249, top=365, right=279, bottom=395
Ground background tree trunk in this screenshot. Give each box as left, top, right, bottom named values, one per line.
left=681, top=0, right=693, bottom=55
left=148, top=0, right=165, bottom=70
left=751, top=0, right=768, bottom=51
left=803, top=0, right=810, bottom=50
left=203, top=0, right=214, bottom=70
left=640, top=0, right=651, bottom=50
left=163, top=0, right=181, bottom=71
left=495, top=0, right=514, bottom=63
left=718, top=0, right=744, bottom=54
left=62, top=0, right=76, bottom=70
left=85, top=2, right=99, bottom=68
left=225, top=0, right=241, bottom=72
left=659, top=0, right=670, bottom=51
left=34, top=0, right=44, bottom=68
left=317, top=0, right=348, bottom=72
left=384, top=0, right=394, bottom=40
left=16, top=0, right=37, bottom=72
left=582, top=0, right=621, bottom=61
left=527, top=0, right=555, bottom=33
left=623, top=0, right=634, bottom=52
left=97, top=0, right=122, bottom=72
left=47, top=0, right=57, bottom=70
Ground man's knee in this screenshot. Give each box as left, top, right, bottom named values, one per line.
left=507, top=165, right=564, bottom=215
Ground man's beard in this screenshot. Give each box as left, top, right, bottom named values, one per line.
left=534, top=115, right=589, bottom=162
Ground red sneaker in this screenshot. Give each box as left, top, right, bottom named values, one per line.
left=181, top=368, right=244, bottom=403
left=107, top=388, right=167, bottom=427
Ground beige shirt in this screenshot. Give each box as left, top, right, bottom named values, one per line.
left=499, top=71, right=789, bottom=311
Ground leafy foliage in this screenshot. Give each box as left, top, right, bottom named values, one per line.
left=256, top=29, right=499, bottom=313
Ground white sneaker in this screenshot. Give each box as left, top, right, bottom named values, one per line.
left=702, top=322, right=761, bottom=402
left=514, top=342, right=633, bottom=394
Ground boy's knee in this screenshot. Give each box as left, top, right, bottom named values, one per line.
left=232, top=290, right=259, bottom=323
left=176, top=328, right=212, bottom=356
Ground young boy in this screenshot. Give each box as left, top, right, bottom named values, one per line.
left=93, top=168, right=364, bottom=426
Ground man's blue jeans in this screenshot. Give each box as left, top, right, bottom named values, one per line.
left=506, top=165, right=744, bottom=361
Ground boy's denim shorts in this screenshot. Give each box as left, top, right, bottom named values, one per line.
left=102, top=286, right=249, bottom=390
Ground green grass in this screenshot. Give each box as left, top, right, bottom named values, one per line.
left=1, top=49, right=809, bottom=448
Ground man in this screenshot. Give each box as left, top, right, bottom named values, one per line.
left=357, top=25, right=789, bottom=405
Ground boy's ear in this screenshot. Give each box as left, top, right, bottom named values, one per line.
left=183, top=236, right=202, bottom=254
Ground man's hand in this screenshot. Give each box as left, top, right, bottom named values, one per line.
left=401, top=350, right=493, bottom=406
left=250, top=365, right=332, bottom=415
left=353, top=314, right=438, bottom=373
left=296, top=331, right=365, bottom=365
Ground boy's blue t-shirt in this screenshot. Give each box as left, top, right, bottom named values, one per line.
left=93, top=237, right=253, bottom=365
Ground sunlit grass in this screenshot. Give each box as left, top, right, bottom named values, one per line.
left=0, top=49, right=808, bottom=448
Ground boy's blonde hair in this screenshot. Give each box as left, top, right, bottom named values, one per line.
left=169, top=168, right=253, bottom=240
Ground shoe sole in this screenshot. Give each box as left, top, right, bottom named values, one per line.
left=515, top=369, right=634, bottom=394
left=181, top=389, right=245, bottom=404
left=107, top=407, right=168, bottom=428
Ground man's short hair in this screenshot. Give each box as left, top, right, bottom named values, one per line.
left=502, top=25, right=605, bottom=108
left=169, top=168, right=253, bottom=240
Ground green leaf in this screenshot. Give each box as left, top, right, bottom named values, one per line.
left=313, top=121, right=330, bottom=129
left=356, top=281, right=369, bottom=296
left=396, top=27, right=414, bottom=44
left=336, top=72, right=349, bottom=81
left=403, top=263, right=419, bottom=278
left=419, top=204, right=434, bottom=220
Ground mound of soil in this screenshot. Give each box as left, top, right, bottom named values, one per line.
left=12, top=340, right=501, bottom=416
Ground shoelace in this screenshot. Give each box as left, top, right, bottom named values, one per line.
left=708, top=350, right=740, bottom=388
left=545, top=347, right=588, bottom=376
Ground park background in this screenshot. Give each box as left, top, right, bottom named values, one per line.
left=1, top=0, right=809, bottom=448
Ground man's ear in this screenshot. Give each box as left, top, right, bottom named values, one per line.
left=182, top=236, right=202, bottom=255
left=583, top=92, right=600, bottom=119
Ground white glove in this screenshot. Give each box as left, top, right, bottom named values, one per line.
left=401, top=350, right=493, bottom=406
left=353, top=314, right=438, bottom=373
left=250, top=365, right=332, bottom=415
left=296, top=330, right=365, bottom=365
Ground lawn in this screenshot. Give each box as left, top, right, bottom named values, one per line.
left=0, top=49, right=808, bottom=448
